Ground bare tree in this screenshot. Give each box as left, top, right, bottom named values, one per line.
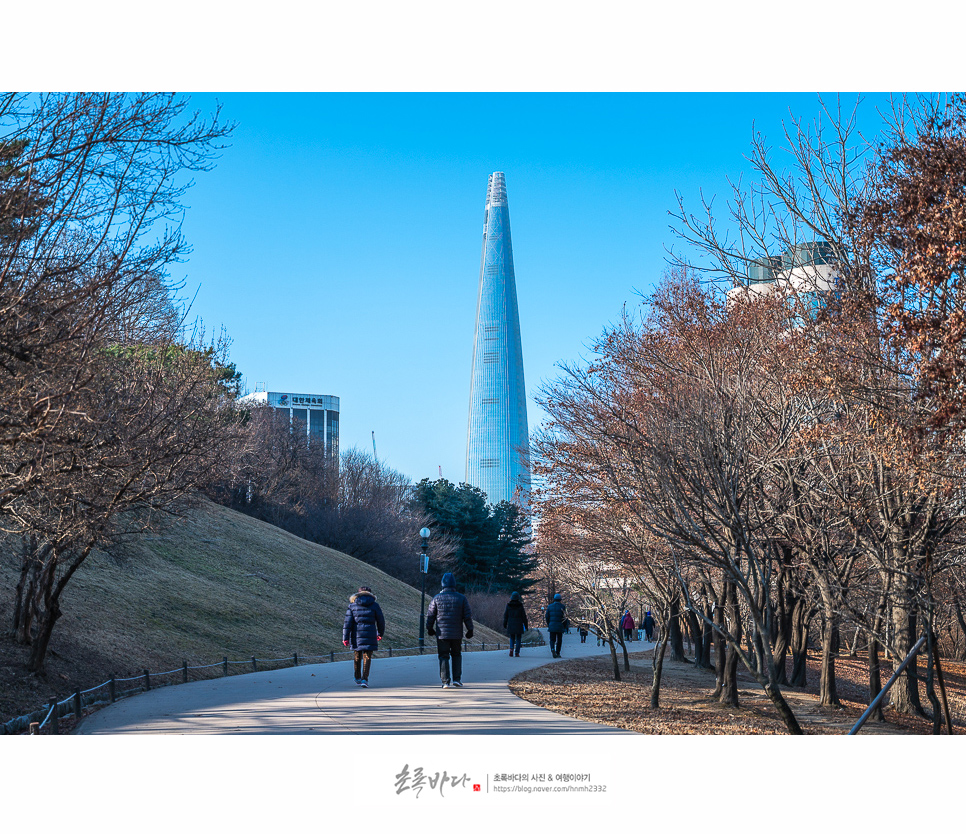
left=0, top=93, right=238, bottom=671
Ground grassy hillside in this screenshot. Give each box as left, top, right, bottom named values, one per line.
left=0, top=496, right=506, bottom=724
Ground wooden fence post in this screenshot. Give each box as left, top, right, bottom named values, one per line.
left=388, top=647, right=392, bottom=658
left=109, top=677, right=116, bottom=703
left=252, top=657, right=257, bottom=673
left=330, top=651, right=334, bottom=662
left=143, top=670, right=151, bottom=691
left=223, top=657, right=228, bottom=677
left=73, top=691, right=82, bottom=720
left=293, top=652, right=298, bottom=667
left=50, top=700, right=59, bottom=735
left=29, top=722, right=39, bottom=735
left=183, top=661, right=188, bottom=684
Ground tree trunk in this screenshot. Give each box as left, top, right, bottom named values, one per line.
left=668, top=593, right=686, bottom=662
left=720, top=641, right=740, bottom=707
left=789, top=596, right=809, bottom=687
left=953, top=597, right=966, bottom=662
left=867, top=635, right=884, bottom=722
left=687, top=608, right=703, bottom=663
left=13, top=560, right=38, bottom=644
left=889, top=589, right=924, bottom=715
left=23, top=543, right=91, bottom=673
left=764, top=682, right=803, bottom=735
left=719, top=581, right=740, bottom=708
left=925, top=623, right=942, bottom=735
left=619, top=633, right=630, bottom=672
left=12, top=537, right=54, bottom=645
left=650, top=637, right=668, bottom=709
left=27, top=598, right=62, bottom=673
left=713, top=586, right=726, bottom=698
left=819, top=614, right=841, bottom=708
left=772, top=576, right=791, bottom=685
left=866, top=583, right=890, bottom=723
left=699, top=612, right=713, bottom=668
left=607, top=636, right=621, bottom=682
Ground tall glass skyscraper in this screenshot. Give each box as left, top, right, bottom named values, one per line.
left=465, top=172, right=530, bottom=506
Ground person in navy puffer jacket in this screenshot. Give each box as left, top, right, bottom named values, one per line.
left=545, top=593, right=567, bottom=658
left=425, top=573, right=474, bottom=688
left=343, top=586, right=385, bottom=687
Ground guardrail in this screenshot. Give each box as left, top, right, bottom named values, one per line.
left=3, top=636, right=545, bottom=735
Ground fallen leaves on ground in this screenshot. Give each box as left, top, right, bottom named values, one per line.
left=508, top=648, right=966, bottom=735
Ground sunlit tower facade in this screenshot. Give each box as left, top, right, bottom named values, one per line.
left=465, top=172, right=530, bottom=506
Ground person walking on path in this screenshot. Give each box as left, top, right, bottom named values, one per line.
left=425, top=573, right=474, bottom=688
left=342, top=586, right=385, bottom=688
left=621, top=610, right=635, bottom=642
left=545, top=593, right=567, bottom=658
left=578, top=625, right=588, bottom=643
left=503, top=591, right=529, bottom=657
left=643, top=610, right=655, bottom=642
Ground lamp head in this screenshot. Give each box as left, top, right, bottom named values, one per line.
left=419, top=527, right=431, bottom=540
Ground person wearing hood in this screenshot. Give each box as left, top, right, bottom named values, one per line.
left=545, top=593, right=567, bottom=658
left=342, top=585, right=385, bottom=688
left=621, top=610, right=635, bottom=641
left=425, top=572, right=474, bottom=688
left=643, top=610, right=656, bottom=642
left=503, top=591, right=529, bottom=657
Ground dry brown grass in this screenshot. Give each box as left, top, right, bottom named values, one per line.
left=509, top=648, right=966, bottom=735
left=0, top=496, right=506, bottom=726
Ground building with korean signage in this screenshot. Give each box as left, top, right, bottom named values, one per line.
left=239, top=388, right=340, bottom=461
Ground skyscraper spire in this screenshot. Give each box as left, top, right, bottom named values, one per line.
left=465, top=172, right=530, bottom=506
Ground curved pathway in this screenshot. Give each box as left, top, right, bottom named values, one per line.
left=76, top=630, right=642, bottom=735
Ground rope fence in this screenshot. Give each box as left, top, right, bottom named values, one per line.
left=3, top=635, right=545, bottom=736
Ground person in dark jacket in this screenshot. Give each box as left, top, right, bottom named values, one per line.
left=578, top=625, right=588, bottom=643
left=503, top=591, right=529, bottom=657
left=342, top=586, right=386, bottom=687
left=545, top=593, right=566, bottom=658
left=425, top=573, right=474, bottom=688
left=643, top=610, right=655, bottom=642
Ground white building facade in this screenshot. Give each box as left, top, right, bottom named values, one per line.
left=239, top=389, right=340, bottom=461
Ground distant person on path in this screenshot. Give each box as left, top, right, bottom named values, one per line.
left=425, top=573, right=474, bottom=688
left=503, top=591, right=529, bottom=657
left=621, top=610, right=635, bottom=641
left=578, top=625, right=588, bottom=643
left=342, top=585, right=385, bottom=688
left=545, top=593, right=567, bottom=658
left=643, top=610, right=655, bottom=642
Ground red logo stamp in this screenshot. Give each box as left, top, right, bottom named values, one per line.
left=473, top=784, right=481, bottom=792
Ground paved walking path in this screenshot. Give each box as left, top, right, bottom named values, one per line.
left=76, top=630, right=644, bottom=735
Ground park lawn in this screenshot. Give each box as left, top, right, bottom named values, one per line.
left=0, top=496, right=505, bottom=726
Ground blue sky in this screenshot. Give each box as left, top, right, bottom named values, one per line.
left=177, top=92, right=892, bottom=489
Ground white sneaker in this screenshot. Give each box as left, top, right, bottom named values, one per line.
left=452, top=681, right=463, bottom=687
left=441, top=682, right=451, bottom=688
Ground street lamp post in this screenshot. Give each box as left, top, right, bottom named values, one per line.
left=419, top=527, right=430, bottom=651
